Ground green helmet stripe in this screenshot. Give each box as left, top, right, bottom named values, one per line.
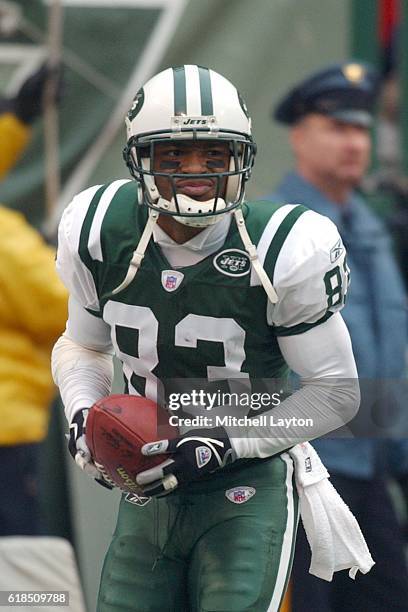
left=173, top=66, right=187, bottom=115
left=198, top=66, right=214, bottom=115
left=264, top=205, right=308, bottom=282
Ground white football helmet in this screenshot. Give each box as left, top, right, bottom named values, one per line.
left=123, top=65, right=256, bottom=227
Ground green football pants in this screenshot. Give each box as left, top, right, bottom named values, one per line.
left=98, top=453, right=299, bottom=612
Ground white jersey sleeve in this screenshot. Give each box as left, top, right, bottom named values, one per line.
left=264, top=206, right=349, bottom=334
left=230, top=312, right=360, bottom=459
left=56, top=179, right=133, bottom=315
left=56, top=184, right=103, bottom=313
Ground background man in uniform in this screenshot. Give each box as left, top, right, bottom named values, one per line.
left=266, top=62, right=408, bottom=612
left=52, top=65, right=362, bottom=611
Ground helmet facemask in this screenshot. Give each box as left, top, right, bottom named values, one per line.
left=123, top=132, right=256, bottom=227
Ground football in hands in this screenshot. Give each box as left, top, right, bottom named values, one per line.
left=86, top=394, right=177, bottom=493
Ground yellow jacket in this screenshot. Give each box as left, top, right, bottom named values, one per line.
left=0, top=207, right=68, bottom=444
left=0, top=113, right=68, bottom=444
left=0, top=113, right=31, bottom=179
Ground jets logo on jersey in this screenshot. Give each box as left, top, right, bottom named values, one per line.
left=161, top=270, right=184, bottom=292
left=196, top=446, right=212, bottom=468
left=330, top=239, right=344, bottom=263
left=213, top=249, right=251, bottom=277
left=225, top=486, right=256, bottom=504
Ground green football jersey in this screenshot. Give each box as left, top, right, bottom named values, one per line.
left=57, top=179, right=349, bottom=403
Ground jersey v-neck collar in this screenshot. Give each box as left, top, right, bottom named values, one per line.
left=149, top=214, right=242, bottom=282
left=151, top=214, right=234, bottom=270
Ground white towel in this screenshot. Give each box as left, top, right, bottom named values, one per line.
left=288, top=442, right=375, bottom=582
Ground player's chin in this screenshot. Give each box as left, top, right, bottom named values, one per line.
left=177, top=187, right=217, bottom=200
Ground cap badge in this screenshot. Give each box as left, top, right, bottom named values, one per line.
left=342, top=63, right=365, bottom=84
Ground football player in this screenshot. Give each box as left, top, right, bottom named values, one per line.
left=52, top=65, right=359, bottom=611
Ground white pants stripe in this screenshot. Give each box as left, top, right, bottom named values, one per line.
left=267, top=452, right=298, bottom=612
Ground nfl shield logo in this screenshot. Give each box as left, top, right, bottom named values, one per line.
left=233, top=490, right=247, bottom=503
left=196, top=446, right=212, bottom=468
left=166, top=275, right=177, bottom=289
left=161, top=270, right=184, bottom=292
left=225, top=486, right=256, bottom=504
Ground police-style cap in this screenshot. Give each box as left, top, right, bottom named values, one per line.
left=273, top=62, right=380, bottom=127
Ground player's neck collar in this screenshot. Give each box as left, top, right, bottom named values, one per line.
left=153, top=214, right=231, bottom=252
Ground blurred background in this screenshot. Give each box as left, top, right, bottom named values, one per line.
left=0, top=1, right=407, bottom=610
left=0, top=0, right=388, bottom=228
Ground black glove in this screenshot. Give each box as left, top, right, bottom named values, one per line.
left=68, top=409, right=113, bottom=490
left=13, top=63, right=64, bottom=124
left=136, top=426, right=236, bottom=496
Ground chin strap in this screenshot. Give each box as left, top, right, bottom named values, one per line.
left=234, top=208, right=278, bottom=304
left=111, top=206, right=278, bottom=303
left=112, top=210, right=159, bottom=295
left=157, top=194, right=227, bottom=228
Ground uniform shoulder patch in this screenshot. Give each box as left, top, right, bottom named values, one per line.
left=330, top=238, right=344, bottom=263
